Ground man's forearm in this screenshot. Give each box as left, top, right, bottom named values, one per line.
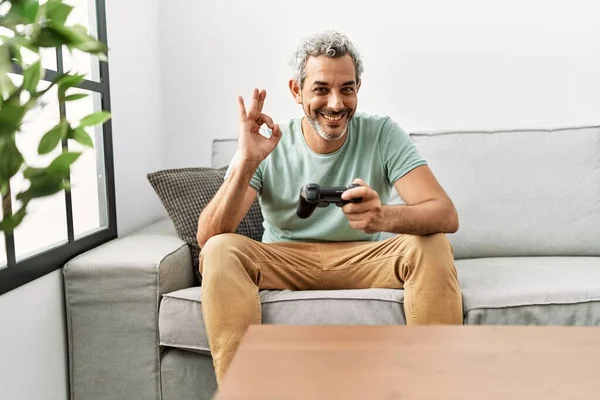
left=379, top=200, right=459, bottom=236
left=197, top=160, right=259, bottom=247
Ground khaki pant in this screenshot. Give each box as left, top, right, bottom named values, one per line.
left=199, top=232, right=463, bottom=385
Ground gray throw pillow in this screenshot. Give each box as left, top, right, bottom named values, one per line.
left=147, top=167, right=264, bottom=284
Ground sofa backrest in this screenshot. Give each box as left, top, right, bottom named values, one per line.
left=212, top=139, right=238, bottom=169
left=212, top=126, right=600, bottom=258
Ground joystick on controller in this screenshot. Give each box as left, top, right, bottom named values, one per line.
left=296, top=183, right=363, bottom=219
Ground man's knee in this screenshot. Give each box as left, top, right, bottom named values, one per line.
left=400, top=233, right=455, bottom=269
left=201, top=233, right=248, bottom=255
left=199, top=233, right=254, bottom=275
left=200, top=233, right=248, bottom=273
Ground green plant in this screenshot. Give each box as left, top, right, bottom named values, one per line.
left=0, top=0, right=110, bottom=236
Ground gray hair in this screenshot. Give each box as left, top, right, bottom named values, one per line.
left=289, top=31, right=364, bottom=88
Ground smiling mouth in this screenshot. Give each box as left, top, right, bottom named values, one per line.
left=319, top=112, right=346, bottom=123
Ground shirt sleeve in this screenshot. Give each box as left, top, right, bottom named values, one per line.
left=379, top=118, right=427, bottom=184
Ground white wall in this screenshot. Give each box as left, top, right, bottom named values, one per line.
left=0, top=1, right=165, bottom=399
left=159, top=0, right=600, bottom=169
left=108, top=0, right=166, bottom=236
left=0, top=270, right=68, bottom=400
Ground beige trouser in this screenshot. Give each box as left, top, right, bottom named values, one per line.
left=199, top=232, right=463, bottom=385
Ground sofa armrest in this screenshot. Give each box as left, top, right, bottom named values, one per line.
left=64, top=218, right=195, bottom=400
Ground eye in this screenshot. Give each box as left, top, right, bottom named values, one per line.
left=314, top=87, right=328, bottom=93
left=342, top=87, right=354, bottom=93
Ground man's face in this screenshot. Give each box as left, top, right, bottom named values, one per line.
left=294, top=54, right=360, bottom=141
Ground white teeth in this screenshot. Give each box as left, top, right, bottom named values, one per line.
left=321, top=113, right=344, bottom=122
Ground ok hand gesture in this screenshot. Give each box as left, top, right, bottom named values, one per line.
left=237, top=88, right=282, bottom=164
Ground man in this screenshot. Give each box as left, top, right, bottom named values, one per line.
left=197, top=30, right=463, bottom=385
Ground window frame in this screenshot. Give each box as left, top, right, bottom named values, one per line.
left=0, top=0, right=117, bottom=295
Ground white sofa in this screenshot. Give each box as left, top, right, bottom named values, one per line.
left=64, top=125, right=600, bottom=400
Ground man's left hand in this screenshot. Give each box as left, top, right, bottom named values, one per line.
left=341, top=178, right=384, bottom=234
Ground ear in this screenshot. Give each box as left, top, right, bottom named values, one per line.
left=288, top=79, right=302, bottom=104
left=357, top=80, right=361, bottom=93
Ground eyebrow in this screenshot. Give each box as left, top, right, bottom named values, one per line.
left=313, top=80, right=356, bottom=87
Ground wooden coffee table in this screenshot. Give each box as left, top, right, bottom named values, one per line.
left=214, top=325, right=600, bottom=399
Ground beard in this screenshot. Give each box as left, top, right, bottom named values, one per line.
left=306, top=107, right=353, bottom=141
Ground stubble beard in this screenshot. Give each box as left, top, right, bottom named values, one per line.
left=305, top=109, right=353, bottom=141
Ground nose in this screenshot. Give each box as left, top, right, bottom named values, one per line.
left=327, top=91, right=344, bottom=111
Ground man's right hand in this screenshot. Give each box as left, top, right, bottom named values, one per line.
left=237, top=88, right=283, bottom=165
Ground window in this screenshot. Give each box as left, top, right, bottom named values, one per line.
left=0, top=0, right=117, bottom=295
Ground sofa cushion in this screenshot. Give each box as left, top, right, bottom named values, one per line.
left=147, top=167, right=264, bottom=284
left=159, top=287, right=406, bottom=354
left=158, top=256, right=600, bottom=353
left=409, top=126, right=600, bottom=258
left=459, top=256, right=600, bottom=325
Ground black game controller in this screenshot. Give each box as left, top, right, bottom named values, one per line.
left=296, top=183, right=363, bottom=219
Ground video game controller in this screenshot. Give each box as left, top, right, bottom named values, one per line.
left=296, top=183, right=363, bottom=219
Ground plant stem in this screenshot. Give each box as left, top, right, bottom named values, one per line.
left=1, top=184, right=13, bottom=237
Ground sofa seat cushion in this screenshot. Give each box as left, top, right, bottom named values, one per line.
left=159, top=287, right=406, bottom=354
left=159, top=256, right=600, bottom=354
left=457, top=257, right=600, bottom=325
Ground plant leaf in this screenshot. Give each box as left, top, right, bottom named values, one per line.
left=70, top=126, right=93, bottom=147
left=23, top=60, right=42, bottom=92
left=20, top=173, right=64, bottom=199
left=32, top=26, right=71, bottom=47
left=0, top=139, right=23, bottom=180
left=48, top=151, right=81, bottom=175
left=61, top=24, right=108, bottom=55
left=47, top=23, right=87, bottom=47
left=30, top=74, right=57, bottom=100
left=12, top=34, right=40, bottom=54
left=64, top=93, right=88, bottom=101
left=57, top=73, right=84, bottom=91
left=71, top=24, right=88, bottom=35
left=0, top=102, right=27, bottom=137
left=0, top=204, right=28, bottom=232
left=79, top=111, right=111, bottom=127
left=0, top=13, right=21, bottom=30
left=57, top=73, right=85, bottom=102
left=9, top=42, right=24, bottom=66
left=38, top=120, right=68, bottom=154
left=0, top=44, right=14, bottom=95
left=44, top=0, right=73, bottom=26
left=22, top=167, right=46, bottom=179
left=9, top=0, right=40, bottom=24
left=73, top=38, right=108, bottom=54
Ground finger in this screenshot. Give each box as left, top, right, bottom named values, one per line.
left=342, top=186, right=370, bottom=201
left=260, top=113, right=274, bottom=129
left=352, top=178, right=369, bottom=188
left=342, top=202, right=370, bottom=215
left=270, top=124, right=283, bottom=144
left=247, top=88, right=260, bottom=121
left=257, top=89, right=266, bottom=115
left=238, top=95, right=249, bottom=122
